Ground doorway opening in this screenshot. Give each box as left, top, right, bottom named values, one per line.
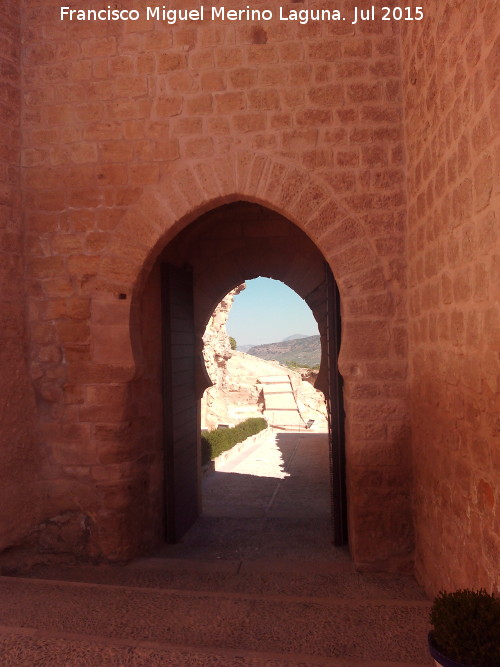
left=136, top=202, right=347, bottom=555
left=188, top=278, right=336, bottom=561
left=201, top=278, right=327, bottom=432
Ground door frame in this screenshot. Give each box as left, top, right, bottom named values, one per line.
left=161, top=260, right=348, bottom=547
left=326, top=265, right=348, bottom=546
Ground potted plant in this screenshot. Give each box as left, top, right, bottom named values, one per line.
left=428, top=588, right=500, bottom=667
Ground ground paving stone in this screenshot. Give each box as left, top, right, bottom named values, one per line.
left=2, top=430, right=432, bottom=665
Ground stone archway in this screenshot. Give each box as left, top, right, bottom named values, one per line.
left=134, top=203, right=344, bottom=547
left=36, top=152, right=412, bottom=570
left=92, top=151, right=393, bottom=408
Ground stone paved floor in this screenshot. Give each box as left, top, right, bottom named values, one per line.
left=163, top=430, right=344, bottom=562
left=0, top=429, right=433, bottom=665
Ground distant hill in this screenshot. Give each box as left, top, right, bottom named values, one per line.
left=237, top=343, right=255, bottom=353
left=238, top=334, right=309, bottom=352
left=247, top=335, right=321, bottom=367
left=282, top=333, right=310, bottom=341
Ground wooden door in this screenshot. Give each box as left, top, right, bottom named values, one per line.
left=325, top=265, right=348, bottom=546
left=161, top=264, right=199, bottom=542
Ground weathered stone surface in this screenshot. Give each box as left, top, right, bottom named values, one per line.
left=401, top=2, right=499, bottom=595
left=201, top=284, right=248, bottom=430
left=0, top=1, right=40, bottom=554
left=0, top=0, right=496, bottom=597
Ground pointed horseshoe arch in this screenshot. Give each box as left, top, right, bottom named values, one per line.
left=89, top=152, right=412, bottom=570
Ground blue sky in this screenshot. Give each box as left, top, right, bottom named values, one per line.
left=226, top=278, right=318, bottom=347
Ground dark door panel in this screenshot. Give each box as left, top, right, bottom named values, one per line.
left=326, top=265, right=348, bottom=547
left=162, top=264, right=199, bottom=542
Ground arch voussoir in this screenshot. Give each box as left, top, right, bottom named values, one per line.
left=108, top=153, right=391, bottom=308
left=304, top=199, right=350, bottom=243
left=327, top=239, right=380, bottom=282
left=172, top=166, right=207, bottom=214
left=193, top=161, right=224, bottom=202
left=158, top=177, right=194, bottom=221
left=276, top=166, right=310, bottom=214
left=235, top=150, right=256, bottom=194
left=244, top=154, right=272, bottom=199
left=318, top=215, right=366, bottom=254
left=260, top=161, right=288, bottom=206
left=210, top=154, right=238, bottom=199
left=289, top=182, right=332, bottom=226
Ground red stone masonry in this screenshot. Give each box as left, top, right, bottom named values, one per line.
left=401, top=0, right=499, bottom=594
left=0, top=0, right=496, bottom=590
left=18, top=0, right=412, bottom=567
left=0, top=0, right=40, bottom=551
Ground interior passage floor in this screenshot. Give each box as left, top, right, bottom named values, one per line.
left=161, top=429, right=348, bottom=561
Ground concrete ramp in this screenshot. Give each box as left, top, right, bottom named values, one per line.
left=259, top=374, right=304, bottom=430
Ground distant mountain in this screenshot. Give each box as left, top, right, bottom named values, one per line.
left=238, top=334, right=309, bottom=352
left=238, top=344, right=255, bottom=353
left=282, top=333, right=310, bottom=341
left=247, top=335, right=321, bottom=367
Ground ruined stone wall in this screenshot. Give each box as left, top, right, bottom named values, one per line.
left=19, top=0, right=412, bottom=564
left=0, top=1, right=40, bottom=550
left=201, top=284, right=246, bottom=430
left=401, top=2, right=499, bottom=594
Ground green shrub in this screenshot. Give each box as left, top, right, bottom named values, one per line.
left=229, top=336, right=237, bottom=350
left=430, top=589, right=500, bottom=666
left=284, top=360, right=320, bottom=370
left=201, top=417, right=267, bottom=464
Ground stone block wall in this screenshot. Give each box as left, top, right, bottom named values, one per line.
left=401, top=1, right=499, bottom=594
left=0, top=1, right=40, bottom=550
left=0, top=0, right=495, bottom=590
left=18, top=0, right=413, bottom=564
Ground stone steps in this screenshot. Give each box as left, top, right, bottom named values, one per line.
left=8, top=557, right=428, bottom=600
left=0, top=558, right=432, bottom=666
left=260, top=375, right=305, bottom=429
left=0, top=626, right=429, bottom=667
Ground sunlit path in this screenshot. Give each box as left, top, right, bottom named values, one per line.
left=207, top=431, right=330, bottom=517
left=159, top=429, right=347, bottom=562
